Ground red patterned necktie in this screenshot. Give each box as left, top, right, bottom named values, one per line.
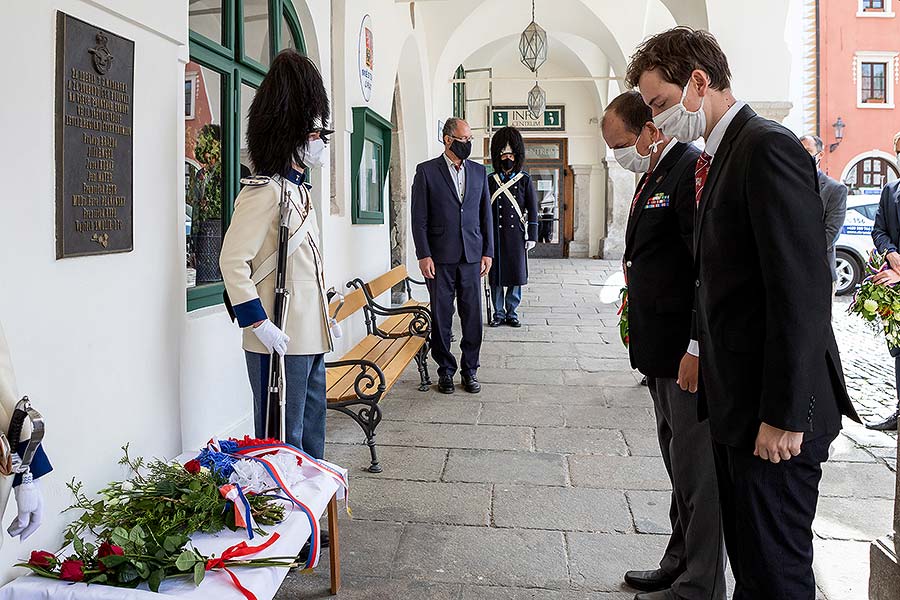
left=694, top=152, right=712, bottom=206
left=630, top=170, right=653, bottom=215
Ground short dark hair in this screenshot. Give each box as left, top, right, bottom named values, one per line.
left=603, top=91, right=652, bottom=137
left=490, top=126, right=525, bottom=173
left=625, top=27, right=732, bottom=91
left=247, top=50, right=330, bottom=176
left=442, top=117, right=463, bottom=140
left=800, top=135, right=824, bottom=153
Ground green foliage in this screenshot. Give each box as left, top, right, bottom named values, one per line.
left=848, top=251, right=900, bottom=347
left=618, top=287, right=629, bottom=348
left=193, top=124, right=223, bottom=221
left=63, top=445, right=283, bottom=548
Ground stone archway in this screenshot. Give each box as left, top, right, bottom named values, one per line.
left=389, top=79, right=408, bottom=303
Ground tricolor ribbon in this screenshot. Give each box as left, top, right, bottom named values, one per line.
left=205, top=532, right=281, bottom=600
left=220, top=484, right=256, bottom=539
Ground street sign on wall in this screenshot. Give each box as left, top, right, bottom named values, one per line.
left=490, top=105, right=565, bottom=131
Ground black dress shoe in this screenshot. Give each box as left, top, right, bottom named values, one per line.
left=639, top=375, right=649, bottom=387
left=506, top=317, right=522, bottom=328
left=462, top=373, right=481, bottom=394
left=438, top=375, right=455, bottom=394
left=489, top=317, right=504, bottom=327
left=867, top=409, right=899, bottom=431
left=634, top=590, right=675, bottom=600
left=624, top=568, right=675, bottom=592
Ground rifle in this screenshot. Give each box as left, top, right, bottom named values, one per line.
left=265, top=185, right=292, bottom=440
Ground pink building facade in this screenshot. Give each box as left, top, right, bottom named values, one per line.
left=819, top=0, right=900, bottom=193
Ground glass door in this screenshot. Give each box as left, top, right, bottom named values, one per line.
left=524, top=139, right=569, bottom=258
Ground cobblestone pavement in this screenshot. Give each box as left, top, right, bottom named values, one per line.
left=277, top=259, right=898, bottom=600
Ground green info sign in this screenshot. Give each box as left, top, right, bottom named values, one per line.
left=491, top=105, right=565, bottom=131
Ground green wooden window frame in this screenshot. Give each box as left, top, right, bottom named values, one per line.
left=350, top=107, right=393, bottom=225
left=452, top=65, right=466, bottom=119
left=187, top=0, right=305, bottom=311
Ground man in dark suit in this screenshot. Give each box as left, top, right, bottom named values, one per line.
left=628, top=27, right=860, bottom=600
left=800, top=135, right=848, bottom=291
left=411, top=118, right=493, bottom=394
left=602, top=91, right=724, bottom=600
left=869, top=177, right=900, bottom=430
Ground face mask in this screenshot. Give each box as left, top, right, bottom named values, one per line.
left=500, top=158, right=515, bottom=172
left=613, top=129, right=663, bottom=173
left=450, top=139, right=472, bottom=161
left=299, top=138, right=328, bottom=168
left=653, top=82, right=706, bottom=142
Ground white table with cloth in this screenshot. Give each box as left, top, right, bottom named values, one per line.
left=0, top=451, right=346, bottom=600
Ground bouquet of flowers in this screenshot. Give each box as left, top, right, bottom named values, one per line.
left=848, top=251, right=900, bottom=347
left=617, top=287, right=629, bottom=347
left=19, top=526, right=296, bottom=593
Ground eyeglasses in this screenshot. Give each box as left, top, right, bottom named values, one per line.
left=448, top=135, right=474, bottom=143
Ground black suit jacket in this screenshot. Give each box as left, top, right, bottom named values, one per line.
left=872, top=180, right=900, bottom=255
left=624, top=142, right=699, bottom=378
left=410, top=156, right=494, bottom=264
left=694, top=105, right=859, bottom=449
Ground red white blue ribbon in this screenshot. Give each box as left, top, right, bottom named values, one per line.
left=219, top=483, right=256, bottom=539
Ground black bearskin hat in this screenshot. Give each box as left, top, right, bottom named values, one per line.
left=490, top=126, right=526, bottom=174
left=247, top=50, right=330, bottom=176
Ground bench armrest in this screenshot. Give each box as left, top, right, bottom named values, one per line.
left=324, top=358, right=386, bottom=402
left=370, top=304, right=432, bottom=339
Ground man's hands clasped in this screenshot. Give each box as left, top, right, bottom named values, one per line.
left=874, top=251, right=900, bottom=286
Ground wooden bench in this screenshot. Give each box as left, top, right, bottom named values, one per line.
left=325, top=266, right=432, bottom=473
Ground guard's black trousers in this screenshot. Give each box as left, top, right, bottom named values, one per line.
left=713, top=432, right=835, bottom=600
left=426, top=261, right=483, bottom=378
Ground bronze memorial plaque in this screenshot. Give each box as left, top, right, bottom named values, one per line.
left=56, top=12, right=134, bottom=258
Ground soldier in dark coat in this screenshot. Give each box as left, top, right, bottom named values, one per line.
left=487, top=127, right=539, bottom=327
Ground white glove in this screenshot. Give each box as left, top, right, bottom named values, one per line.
left=8, top=478, right=42, bottom=541
left=252, top=319, right=290, bottom=356
left=329, top=318, right=343, bottom=339
left=525, top=240, right=536, bottom=251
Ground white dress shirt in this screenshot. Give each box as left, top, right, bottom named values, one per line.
left=443, top=152, right=466, bottom=201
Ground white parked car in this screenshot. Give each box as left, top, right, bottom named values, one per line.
left=834, top=194, right=881, bottom=295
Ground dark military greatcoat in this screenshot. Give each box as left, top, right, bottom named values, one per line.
left=488, top=171, right=539, bottom=287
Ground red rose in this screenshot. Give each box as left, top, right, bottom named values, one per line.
left=59, top=559, right=85, bottom=582
left=28, top=551, right=56, bottom=569
left=184, top=459, right=201, bottom=474
left=98, top=541, right=124, bottom=558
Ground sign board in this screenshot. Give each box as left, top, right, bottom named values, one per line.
left=56, top=12, right=134, bottom=258
left=358, top=14, right=374, bottom=102
left=490, top=105, right=565, bottom=132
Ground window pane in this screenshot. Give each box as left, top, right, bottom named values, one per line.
left=359, top=139, right=382, bottom=213
left=185, top=65, right=224, bottom=288
left=243, top=0, right=271, bottom=66
left=189, top=0, right=224, bottom=45
left=530, top=167, right=561, bottom=244
left=239, top=83, right=258, bottom=179
left=281, top=12, right=297, bottom=51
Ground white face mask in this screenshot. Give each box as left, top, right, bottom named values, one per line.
left=653, top=82, right=707, bottom=142
left=613, top=130, right=663, bottom=174
left=299, top=138, right=328, bottom=168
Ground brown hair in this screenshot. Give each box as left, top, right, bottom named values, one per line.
left=625, top=27, right=732, bottom=91
left=603, top=91, right=652, bottom=137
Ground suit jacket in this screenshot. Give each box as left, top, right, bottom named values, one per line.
left=872, top=180, right=900, bottom=255
left=488, top=171, right=539, bottom=287
left=220, top=175, right=332, bottom=355
left=624, top=142, right=699, bottom=378
left=694, top=105, right=859, bottom=449
left=818, top=171, right=848, bottom=279
left=411, top=156, right=494, bottom=264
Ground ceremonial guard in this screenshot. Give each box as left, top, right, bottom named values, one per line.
left=220, top=50, right=334, bottom=462
left=0, top=321, right=52, bottom=544
left=487, top=127, right=538, bottom=328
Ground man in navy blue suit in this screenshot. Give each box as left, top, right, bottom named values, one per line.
left=411, top=118, right=494, bottom=394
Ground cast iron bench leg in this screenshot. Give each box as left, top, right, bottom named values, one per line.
left=414, top=345, right=432, bottom=391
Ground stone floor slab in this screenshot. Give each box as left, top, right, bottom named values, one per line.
left=289, top=575, right=461, bottom=600
left=564, top=406, right=656, bottom=430
left=460, top=585, right=632, bottom=600
left=602, top=386, right=654, bottom=408
left=324, top=443, right=448, bottom=481
left=444, top=449, right=568, bottom=486
left=534, top=428, right=628, bottom=456
left=383, top=398, right=482, bottom=425
left=493, top=485, right=632, bottom=533
left=519, top=385, right=605, bottom=406
left=813, top=539, right=871, bottom=600
left=569, top=455, right=671, bottom=491
left=393, top=524, right=569, bottom=589
left=625, top=490, right=672, bottom=535
left=567, top=532, right=669, bottom=592
left=376, top=422, right=533, bottom=451
left=478, top=367, right=565, bottom=385
left=563, top=371, right=640, bottom=387
left=820, top=461, right=896, bottom=498
left=346, top=478, right=491, bottom=526
left=478, top=403, right=565, bottom=428
left=621, top=430, right=662, bottom=457
left=813, top=496, right=895, bottom=541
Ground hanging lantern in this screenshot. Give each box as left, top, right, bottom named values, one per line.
left=527, top=81, right=546, bottom=119
left=519, top=1, right=547, bottom=72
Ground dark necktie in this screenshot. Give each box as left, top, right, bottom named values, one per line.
left=695, top=151, right=713, bottom=206
left=631, top=170, right=653, bottom=215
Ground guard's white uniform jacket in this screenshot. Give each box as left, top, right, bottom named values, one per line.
left=220, top=170, right=332, bottom=355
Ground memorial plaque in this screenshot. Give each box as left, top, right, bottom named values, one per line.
left=56, top=12, right=134, bottom=258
